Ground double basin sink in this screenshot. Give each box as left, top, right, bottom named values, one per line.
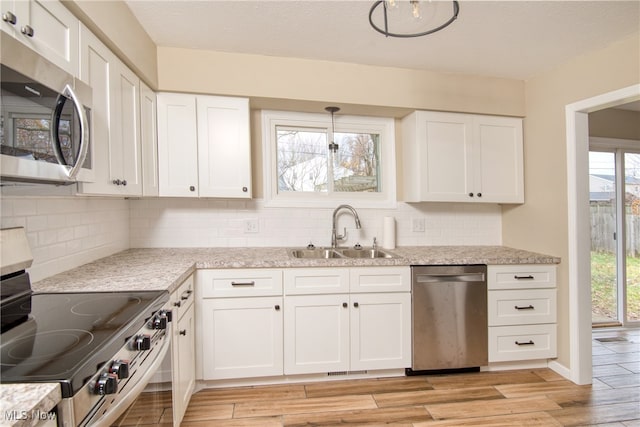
left=289, top=246, right=396, bottom=259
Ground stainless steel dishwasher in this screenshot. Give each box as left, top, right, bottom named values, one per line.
left=408, top=265, right=488, bottom=374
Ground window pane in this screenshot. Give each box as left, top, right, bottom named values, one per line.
left=625, top=152, right=640, bottom=322
left=334, top=132, right=380, bottom=193
left=589, top=151, right=618, bottom=324
left=276, top=127, right=328, bottom=192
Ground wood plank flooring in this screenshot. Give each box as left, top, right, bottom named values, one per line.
left=114, top=328, right=640, bottom=426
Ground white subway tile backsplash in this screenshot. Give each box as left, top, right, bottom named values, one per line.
left=129, top=199, right=502, bottom=248
left=1, top=196, right=129, bottom=282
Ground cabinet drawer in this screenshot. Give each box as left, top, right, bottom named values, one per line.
left=172, top=274, right=195, bottom=319
left=350, top=267, right=410, bottom=293
left=284, top=268, right=349, bottom=295
left=488, top=289, right=556, bottom=326
left=488, top=324, right=557, bottom=362
left=488, top=265, right=556, bottom=290
left=198, top=269, right=283, bottom=297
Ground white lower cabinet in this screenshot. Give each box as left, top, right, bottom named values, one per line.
left=487, top=265, right=558, bottom=363
left=284, top=267, right=411, bottom=375
left=197, top=266, right=411, bottom=382
left=197, top=269, right=284, bottom=380
left=284, top=294, right=350, bottom=375
left=200, top=297, right=284, bottom=380
left=170, top=275, right=195, bottom=426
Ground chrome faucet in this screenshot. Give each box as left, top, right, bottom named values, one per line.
left=331, top=204, right=362, bottom=248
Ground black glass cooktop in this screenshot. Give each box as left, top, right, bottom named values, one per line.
left=0, top=290, right=168, bottom=397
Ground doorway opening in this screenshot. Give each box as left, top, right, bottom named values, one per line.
left=589, top=140, right=640, bottom=328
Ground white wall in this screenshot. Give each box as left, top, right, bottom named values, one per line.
left=129, top=198, right=502, bottom=248
left=0, top=191, right=129, bottom=282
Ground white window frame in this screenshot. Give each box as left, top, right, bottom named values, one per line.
left=262, top=110, right=397, bottom=208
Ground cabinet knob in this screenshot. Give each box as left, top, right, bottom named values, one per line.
left=189, top=186, right=196, bottom=192
left=242, top=187, right=248, bottom=192
left=122, top=180, right=127, bottom=186
left=353, top=302, right=359, bottom=308
left=20, top=24, right=34, bottom=37
left=173, top=301, right=182, bottom=308
left=468, top=192, right=474, bottom=197
left=2, top=11, right=17, bottom=25
left=274, top=305, right=280, bottom=311
left=342, top=302, right=348, bottom=308
left=477, top=193, right=482, bottom=197
left=113, top=179, right=121, bottom=186
left=179, top=330, right=187, bottom=336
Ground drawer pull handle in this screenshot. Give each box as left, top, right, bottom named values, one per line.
left=231, top=281, right=256, bottom=287
left=181, top=289, right=193, bottom=300
left=514, top=275, right=535, bottom=280
left=515, top=305, right=535, bottom=310
left=515, top=340, right=535, bottom=346
left=179, top=330, right=187, bottom=336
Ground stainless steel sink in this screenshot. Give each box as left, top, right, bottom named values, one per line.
left=289, top=248, right=343, bottom=259
left=337, top=248, right=395, bottom=259
left=288, top=246, right=396, bottom=259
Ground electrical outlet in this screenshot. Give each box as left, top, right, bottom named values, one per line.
left=412, top=218, right=425, bottom=232
left=244, top=219, right=259, bottom=233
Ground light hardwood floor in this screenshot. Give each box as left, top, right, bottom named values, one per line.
left=114, top=328, right=640, bottom=426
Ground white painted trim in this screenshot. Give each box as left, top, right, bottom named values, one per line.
left=565, top=84, right=640, bottom=385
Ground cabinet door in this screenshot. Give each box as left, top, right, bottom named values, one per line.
left=201, top=297, right=283, bottom=380
left=196, top=96, right=251, bottom=198
left=416, top=111, right=474, bottom=202
left=474, top=116, right=524, bottom=203
left=77, top=25, right=113, bottom=195
left=1, top=0, right=78, bottom=75
left=350, top=293, right=411, bottom=370
left=284, top=294, right=349, bottom=375
left=173, top=303, right=195, bottom=426
left=140, top=81, right=158, bottom=197
left=111, top=62, right=142, bottom=196
left=157, top=93, right=199, bottom=197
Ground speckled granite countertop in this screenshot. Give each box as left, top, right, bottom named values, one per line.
left=0, top=384, right=60, bottom=427
left=31, top=245, right=560, bottom=294
left=7, top=245, right=559, bottom=420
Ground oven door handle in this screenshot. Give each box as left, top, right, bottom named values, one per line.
left=90, top=332, right=171, bottom=427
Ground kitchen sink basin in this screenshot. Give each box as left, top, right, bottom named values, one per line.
left=289, top=247, right=396, bottom=259
left=337, top=248, right=395, bottom=259
left=289, top=248, right=343, bottom=259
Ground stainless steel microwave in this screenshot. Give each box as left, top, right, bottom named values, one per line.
left=0, top=32, right=93, bottom=184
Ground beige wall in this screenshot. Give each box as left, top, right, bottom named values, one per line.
left=64, top=0, right=158, bottom=87
left=502, top=32, right=640, bottom=368
left=589, top=108, right=640, bottom=140
left=157, top=47, right=525, bottom=117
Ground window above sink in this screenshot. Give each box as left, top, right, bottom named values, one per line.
left=262, top=110, right=397, bottom=208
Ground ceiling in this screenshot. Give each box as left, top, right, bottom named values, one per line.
left=125, top=0, right=639, bottom=81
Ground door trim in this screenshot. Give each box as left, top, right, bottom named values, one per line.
left=564, top=84, right=640, bottom=385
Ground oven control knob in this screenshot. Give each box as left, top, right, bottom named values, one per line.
left=109, top=360, right=130, bottom=379
left=94, top=373, right=118, bottom=395
left=132, top=334, right=151, bottom=351
left=149, top=311, right=169, bottom=330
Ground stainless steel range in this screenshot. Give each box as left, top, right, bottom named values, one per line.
left=0, top=228, right=171, bottom=426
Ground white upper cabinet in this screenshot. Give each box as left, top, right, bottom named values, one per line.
left=157, top=93, right=199, bottom=197
left=402, top=111, right=524, bottom=203
left=77, top=25, right=142, bottom=196
left=157, top=93, right=252, bottom=198
left=140, top=81, right=158, bottom=197
left=1, top=0, right=78, bottom=75
left=196, top=96, right=251, bottom=198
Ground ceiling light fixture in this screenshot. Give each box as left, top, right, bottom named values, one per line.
left=325, top=106, right=340, bottom=153
left=369, top=0, right=460, bottom=38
